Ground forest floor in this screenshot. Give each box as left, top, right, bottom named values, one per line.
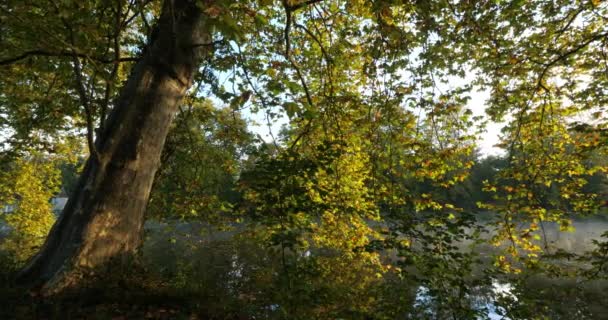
left=0, top=281, right=236, bottom=320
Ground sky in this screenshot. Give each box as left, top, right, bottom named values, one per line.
left=244, top=79, right=505, bottom=157
left=466, top=88, right=504, bottom=156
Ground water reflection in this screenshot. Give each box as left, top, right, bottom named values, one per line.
left=413, top=280, right=513, bottom=320
left=142, top=217, right=608, bottom=319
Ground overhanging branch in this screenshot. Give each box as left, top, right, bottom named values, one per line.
left=0, top=50, right=140, bottom=66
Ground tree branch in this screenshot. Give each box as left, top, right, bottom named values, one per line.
left=286, top=0, right=324, bottom=12
left=282, top=1, right=315, bottom=108
left=0, top=50, right=139, bottom=66
left=294, top=22, right=332, bottom=64
left=536, top=31, right=608, bottom=92
left=67, top=37, right=100, bottom=161
left=100, top=1, right=125, bottom=137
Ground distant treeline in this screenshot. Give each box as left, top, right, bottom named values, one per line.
left=417, top=153, right=608, bottom=213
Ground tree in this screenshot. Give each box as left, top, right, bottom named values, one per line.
left=4, top=0, right=210, bottom=293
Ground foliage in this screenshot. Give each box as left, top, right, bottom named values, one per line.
left=478, top=105, right=608, bottom=272
left=0, top=136, right=82, bottom=266
left=147, top=99, right=254, bottom=226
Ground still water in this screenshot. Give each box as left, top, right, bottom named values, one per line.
left=143, top=217, right=608, bottom=319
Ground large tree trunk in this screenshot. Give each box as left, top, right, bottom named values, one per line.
left=17, top=0, right=209, bottom=294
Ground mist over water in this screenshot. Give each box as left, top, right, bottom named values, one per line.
left=140, top=215, right=608, bottom=319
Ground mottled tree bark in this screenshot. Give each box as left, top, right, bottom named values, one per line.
left=17, top=0, right=209, bottom=294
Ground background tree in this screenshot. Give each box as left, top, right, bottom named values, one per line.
left=147, top=99, right=253, bottom=225
left=0, top=136, right=82, bottom=266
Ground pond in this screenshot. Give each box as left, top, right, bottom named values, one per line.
left=139, top=217, right=608, bottom=319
